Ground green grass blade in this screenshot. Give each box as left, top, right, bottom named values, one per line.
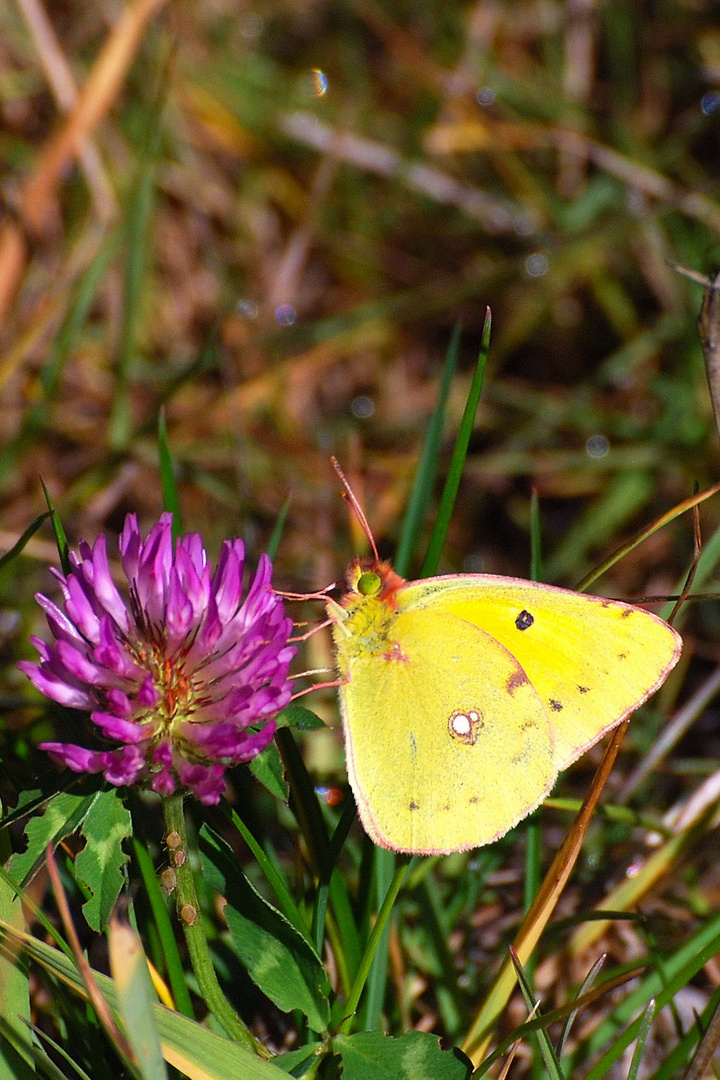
left=39, top=479, right=70, bottom=576
left=109, top=917, right=169, bottom=1080
left=394, top=322, right=461, bottom=577
left=157, top=408, right=183, bottom=537
left=0, top=230, right=120, bottom=488
left=357, top=847, right=396, bottom=1032
left=421, top=309, right=490, bottom=577
left=582, top=913, right=720, bottom=1079
left=340, top=858, right=411, bottom=1032
left=625, top=1000, right=656, bottom=1080
left=529, top=487, right=543, bottom=583
left=0, top=925, right=291, bottom=1079
left=109, top=72, right=164, bottom=452
left=649, top=982, right=720, bottom=1080
left=275, top=727, right=330, bottom=872
left=130, top=835, right=194, bottom=1020
left=219, top=801, right=312, bottom=945
left=313, top=798, right=358, bottom=957
left=0, top=510, right=51, bottom=572
left=510, top=948, right=565, bottom=1080
left=267, top=498, right=290, bottom=561
left=556, top=954, right=606, bottom=1059
left=0, top=810, right=33, bottom=1077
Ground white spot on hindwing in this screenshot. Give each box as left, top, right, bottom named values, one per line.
left=448, top=709, right=484, bottom=745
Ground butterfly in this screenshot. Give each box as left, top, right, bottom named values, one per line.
left=326, top=466, right=682, bottom=856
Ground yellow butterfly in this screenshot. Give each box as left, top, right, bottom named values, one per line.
left=327, top=469, right=682, bottom=856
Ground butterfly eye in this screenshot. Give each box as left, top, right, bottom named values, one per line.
left=357, top=571, right=382, bottom=597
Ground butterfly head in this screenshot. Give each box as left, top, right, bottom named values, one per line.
left=346, top=558, right=405, bottom=607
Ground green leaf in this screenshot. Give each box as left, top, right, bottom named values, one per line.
left=276, top=705, right=326, bottom=731
left=8, top=790, right=98, bottom=887
left=75, top=788, right=132, bottom=932
left=199, top=825, right=330, bottom=1033
left=250, top=707, right=326, bottom=800
left=333, top=1032, right=471, bottom=1080
left=249, top=742, right=287, bottom=800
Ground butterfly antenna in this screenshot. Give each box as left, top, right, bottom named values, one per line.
left=330, top=456, right=380, bottom=562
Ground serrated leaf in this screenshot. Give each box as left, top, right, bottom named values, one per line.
left=333, top=1032, right=471, bottom=1080
left=8, top=791, right=97, bottom=888
left=75, top=788, right=132, bottom=932
left=199, top=826, right=330, bottom=1033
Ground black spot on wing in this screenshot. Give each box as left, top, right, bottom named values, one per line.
left=515, top=610, right=534, bottom=631
left=549, top=699, right=563, bottom=712
left=578, top=685, right=590, bottom=694
left=409, top=800, right=419, bottom=811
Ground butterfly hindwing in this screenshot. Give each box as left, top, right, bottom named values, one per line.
left=338, top=608, right=556, bottom=854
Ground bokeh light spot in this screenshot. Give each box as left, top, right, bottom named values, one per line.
left=351, top=395, right=374, bottom=419
left=586, top=435, right=610, bottom=458
left=525, top=253, right=548, bottom=277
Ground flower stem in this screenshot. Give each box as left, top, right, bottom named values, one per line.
left=161, top=793, right=267, bottom=1055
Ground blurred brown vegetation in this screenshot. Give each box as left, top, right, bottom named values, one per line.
left=1, top=0, right=719, bottom=599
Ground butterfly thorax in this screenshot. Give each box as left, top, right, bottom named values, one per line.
left=329, top=559, right=406, bottom=674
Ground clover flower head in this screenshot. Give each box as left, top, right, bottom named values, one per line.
left=20, top=513, right=295, bottom=804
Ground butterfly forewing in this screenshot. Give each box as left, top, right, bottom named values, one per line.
left=400, top=576, right=682, bottom=771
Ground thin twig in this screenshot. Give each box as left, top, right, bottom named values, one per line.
left=15, top=0, right=117, bottom=223
left=45, top=844, right=134, bottom=1063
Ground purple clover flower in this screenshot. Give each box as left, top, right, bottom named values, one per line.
left=19, top=513, right=295, bottom=805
